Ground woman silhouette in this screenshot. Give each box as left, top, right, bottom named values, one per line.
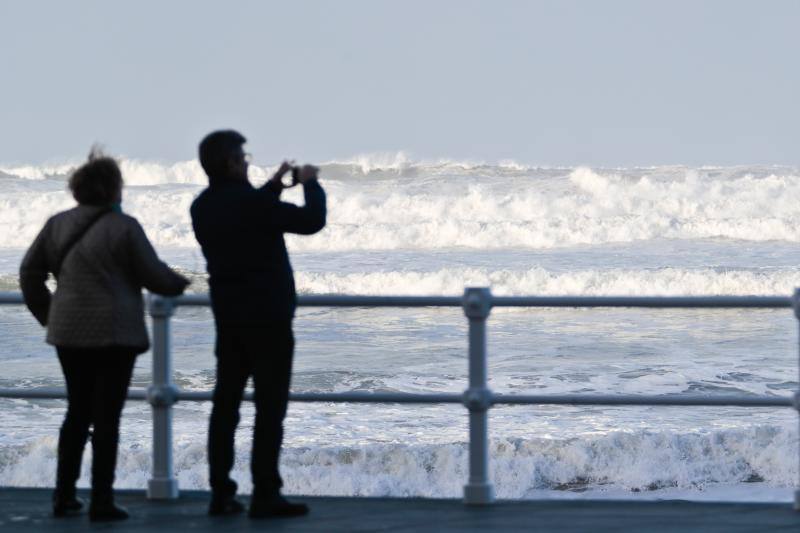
left=20, top=148, right=189, bottom=522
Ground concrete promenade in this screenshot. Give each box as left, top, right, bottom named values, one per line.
left=1, top=488, right=799, bottom=532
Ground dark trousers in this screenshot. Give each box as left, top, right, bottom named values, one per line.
left=55, top=346, right=137, bottom=500
left=208, top=322, right=294, bottom=499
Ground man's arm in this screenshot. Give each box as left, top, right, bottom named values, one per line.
left=264, top=179, right=327, bottom=235
left=263, top=161, right=293, bottom=197
left=261, top=164, right=327, bottom=235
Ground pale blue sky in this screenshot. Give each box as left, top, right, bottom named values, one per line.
left=1, top=0, right=797, bottom=166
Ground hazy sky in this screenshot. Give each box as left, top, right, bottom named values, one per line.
left=1, top=0, right=797, bottom=166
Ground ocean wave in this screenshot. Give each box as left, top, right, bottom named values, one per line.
left=214, top=266, right=800, bottom=297
left=4, top=155, right=792, bottom=185
left=3, top=266, right=797, bottom=298
left=292, top=267, right=800, bottom=297
left=0, top=152, right=546, bottom=184
left=1, top=426, right=794, bottom=498
left=3, top=164, right=800, bottom=249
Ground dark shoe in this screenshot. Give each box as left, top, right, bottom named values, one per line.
left=208, top=494, right=245, bottom=516
left=52, top=493, right=85, bottom=517
left=88, top=502, right=129, bottom=522
left=248, top=494, right=309, bottom=519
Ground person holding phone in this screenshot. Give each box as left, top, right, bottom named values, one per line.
left=190, top=130, right=326, bottom=519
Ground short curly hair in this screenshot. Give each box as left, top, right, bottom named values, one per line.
left=68, top=147, right=123, bottom=206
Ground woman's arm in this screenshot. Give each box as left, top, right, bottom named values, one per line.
left=19, top=221, right=53, bottom=326
left=126, top=219, right=190, bottom=296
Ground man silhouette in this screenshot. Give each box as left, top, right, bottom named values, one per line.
left=190, top=130, right=326, bottom=518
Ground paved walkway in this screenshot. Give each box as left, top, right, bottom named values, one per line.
left=1, top=488, right=799, bottom=532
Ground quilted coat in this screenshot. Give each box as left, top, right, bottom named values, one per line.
left=20, top=205, right=189, bottom=352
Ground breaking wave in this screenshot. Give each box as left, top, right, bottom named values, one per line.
left=1, top=425, right=794, bottom=499
left=2, top=160, right=800, bottom=250
left=0, top=153, right=546, bottom=184
left=292, top=267, right=800, bottom=297
left=2, top=267, right=798, bottom=297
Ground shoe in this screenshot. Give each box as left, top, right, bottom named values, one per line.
left=208, top=494, right=245, bottom=516
left=52, top=493, right=85, bottom=517
left=88, top=502, right=129, bottom=522
left=248, top=494, right=309, bottom=519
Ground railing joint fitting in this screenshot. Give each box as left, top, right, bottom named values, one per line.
left=792, top=288, right=800, bottom=320
left=463, top=287, right=492, bottom=319
left=148, top=295, right=175, bottom=318
left=792, top=391, right=800, bottom=411
left=147, top=384, right=179, bottom=407
left=462, top=388, right=493, bottom=411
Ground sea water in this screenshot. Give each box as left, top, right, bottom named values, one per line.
left=0, top=155, right=798, bottom=501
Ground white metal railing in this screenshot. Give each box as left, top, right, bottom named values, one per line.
left=0, top=289, right=799, bottom=507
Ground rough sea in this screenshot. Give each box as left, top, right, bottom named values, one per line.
left=0, top=154, right=798, bottom=502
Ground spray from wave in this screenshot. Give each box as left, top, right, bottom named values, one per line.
left=1, top=426, right=794, bottom=499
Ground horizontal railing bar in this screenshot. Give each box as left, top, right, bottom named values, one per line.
left=0, top=387, right=148, bottom=400
left=0, top=388, right=463, bottom=404
left=303, top=295, right=465, bottom=307
left=492, top=393, right=794, bottom=407
left=491, top=296, right=792, bottom=308
left=184, top=391, right=465, bottom=404
left=183, top=294, right=793, bottom=309
left=0, top=292, right=23, bottom=304
left=1, top=387, right=793, bottom=408
left=1, top=292, right=793, bottom=309
left=176, top=294, right=464, bottom=308
left=171, top=294, right=207, bottom=306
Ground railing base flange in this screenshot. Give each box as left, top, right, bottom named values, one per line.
left=147, top=478, right=179, bottom=500
left=463, top=483, right=495, bottom=505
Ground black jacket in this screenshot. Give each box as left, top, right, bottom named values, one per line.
left=190, top=179, right=326, bottom=325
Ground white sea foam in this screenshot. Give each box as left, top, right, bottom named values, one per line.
left=1, top=152, right=535, bottom=183
left=2, top=161, right=800, bottom=250
left=2, top=266, right=796, bottom=296
left=1, top=426, right=794, bottom=499
left=0, top=162, right=78, bottom=181
left=294, top=267, right=800, bottom=296
left=216, top=266, right=800, bottom=297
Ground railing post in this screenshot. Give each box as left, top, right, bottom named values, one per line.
left=793, top=288, right=800, bottom=511
left=462, top=287, right=495, bottom=505
left=146, top=294, right=179, bottom=500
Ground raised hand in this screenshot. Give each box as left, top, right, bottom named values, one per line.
left=269, top=160, right=294, bottom=189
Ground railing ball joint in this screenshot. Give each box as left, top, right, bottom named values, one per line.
left=148, top=295, right=175, bottom=318
left=463, top=287, right=492, bottom=319
left=462, top=388, right=493, bottom=411
left=790, top=289, right=800, bottom=320
left=147, top=384, right=179, bottom=408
